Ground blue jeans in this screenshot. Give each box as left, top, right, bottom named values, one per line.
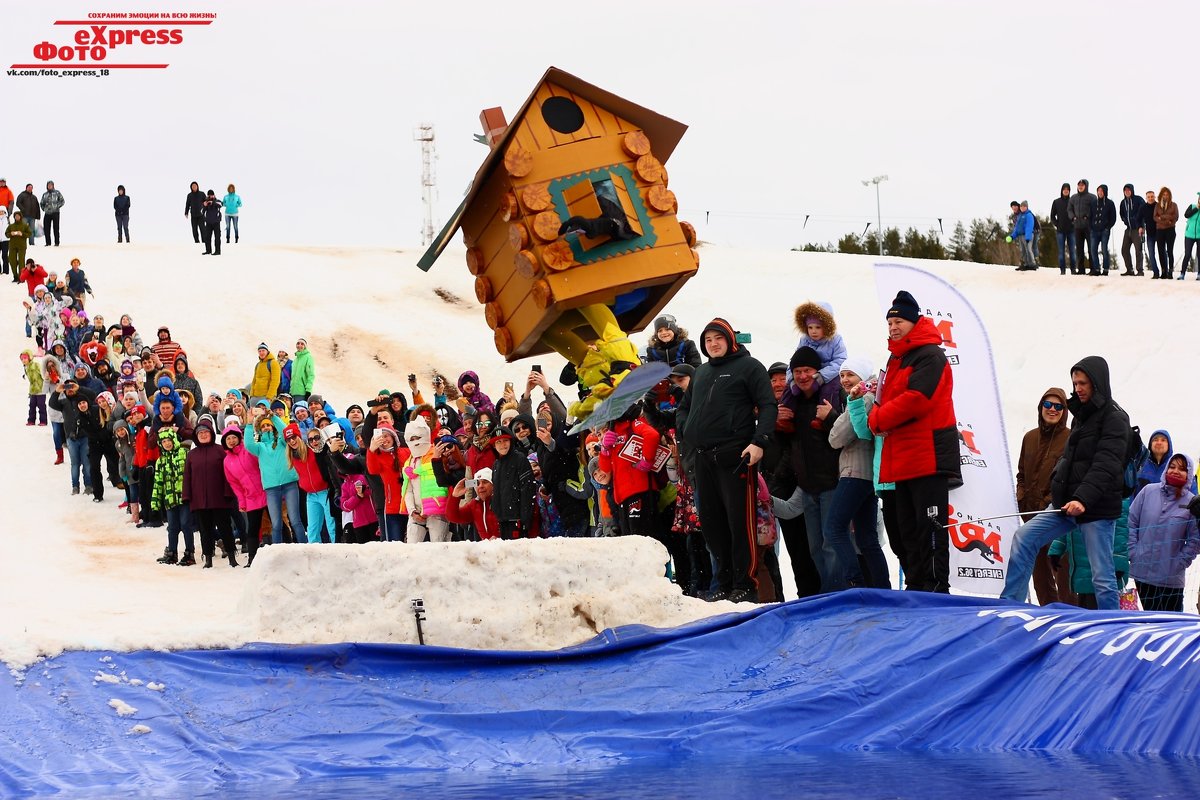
left=1146, top=235, right=1159, bottom=276
left=305, top=488, right=337, bottom=543
left=226, top=215, right=239, bottom=240
left=1056, top=231, right=1076, bottom=272
left=1089, top=229, right=1111, bottom=273
left=1001, top=513, right=1119, bottom=610
left=65, top=436, right=91, bottom=489
left=384, top=513, right=408, bottom=542
left=824, top=478, right=890, bottom=588
left=802, top=488, right=844, bottom=592
left=51, top=420, right=65, bottom=451
left=265, top=481, right=303, bottom=543
left=165, top=505, right=195, bottom=553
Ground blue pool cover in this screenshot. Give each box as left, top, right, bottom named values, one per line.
left=3, top=590, right=1200, bottom=796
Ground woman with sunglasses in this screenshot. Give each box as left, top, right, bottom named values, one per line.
left=1014, top=387, right=1073, bottom=606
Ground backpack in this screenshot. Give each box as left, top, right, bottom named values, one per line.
left=1121, top=424, right=1147, bottom=499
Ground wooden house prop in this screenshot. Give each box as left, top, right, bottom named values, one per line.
left=418, top=67, right=698, bottom=364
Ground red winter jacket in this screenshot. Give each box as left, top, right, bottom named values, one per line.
left=868, top=316, right=961, bottom=485
left=444, top=490, right=500, bottom=540
left=598, top=417, right=662, bottom=505
left=367, top=444, right=411, bottom=514
left=133, top=424, right=159, bottom=468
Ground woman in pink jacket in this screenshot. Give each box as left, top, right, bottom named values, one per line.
left=222, top=425, right=265, bottom=566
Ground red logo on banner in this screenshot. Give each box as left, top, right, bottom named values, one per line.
left=947, top=502, right=1003, bottom=563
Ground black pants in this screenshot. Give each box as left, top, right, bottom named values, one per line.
left=878, top=489, right=907, bottom=583
left=1074, top=227, right=1094, bottom=272
left=194, top=508, right=237, bottom=560
left=242, top=507, right=263, bottom=563
left=894, top=475, right=950, bottom=593
left=686, top=530, right=713, bottom=595
left=351, top=523, right=378, bottom=544
left=1136, top=580, right=1184, bottom=612
left=43, top=212, right=60, bottom=246
left=138, top=463, right=161, bottom=523
left=693, top=442, right=759, bottom=593
left=615, top=490, right=657, bottom=537
left=203, top=221, right=221, bottom=254
left=778, top=512, right=821, bottom=598
left=190, top=213, right=205, bottom=243
left=86, top=438, right=120, bottom=501
left=1157, top=228, right=1176, bottom=275
left=0, top=241, right=8, bottom=273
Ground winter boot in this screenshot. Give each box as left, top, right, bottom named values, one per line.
left=178, top=551, right=196, bottom=567
left=54, top=448, right=64, bottom=465
left=203, top=554, right=213, bottom=569
left=227, top=552, right=239, bottom=567
left=156, top=548, right=177, bottom=565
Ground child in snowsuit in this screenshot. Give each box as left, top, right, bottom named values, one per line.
left=792, top=300, right=848, bottom=386
left=152, top=427, right=195, bottom=565
left=22, top=349, right=46, bottom=425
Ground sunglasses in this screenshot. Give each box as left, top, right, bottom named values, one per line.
left=1041, top=400, right=1064, bottom=412
left=307, top=437, right=322, bottom=443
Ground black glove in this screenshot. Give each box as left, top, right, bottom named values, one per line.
left=1049, top=553, right=1063, bottom=572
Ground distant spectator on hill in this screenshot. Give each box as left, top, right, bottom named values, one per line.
left=40, top=181, right=64, bottom=246
left=1118, top=184, right=1145, bottom=277
left=1050, top=183, right=1075, bottom=275
left=1068, top=179, right=1096, bottom=274
left=15, top=184, right=39, bottom=246
left=184, top=181, right=205, bottom=244
left=1089, top=184, right=1116, bottom=275
left=114, top=185, right=130, bottom=244
left=223, top=184, right=242, bottom=244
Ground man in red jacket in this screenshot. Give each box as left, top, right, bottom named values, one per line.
left=869, top=291, right=961, bottom=592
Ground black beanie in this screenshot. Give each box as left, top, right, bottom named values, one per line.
left=700, top=318, right=738, bottom=358
left=789, top=347, right=821, bottom=372
left=886, top=291, right=921, bottom=323
left=767, top=361, right=789, bottom=376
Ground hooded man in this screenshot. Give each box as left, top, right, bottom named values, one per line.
left=1002, top=356, right=1128, bottom=611
left=1014, top=387, right=1076, bottom=606
left=1049, top=183, right=1076, bottom=274
left=1068, top=179, right=1097, bottom=274
left=40, top=181, right=64, bottom=246
left=1118, top=184, right=1146, bottom=277
left=184, top=181, right=205, bottom=244
left=868, top=290, right=960, bottom=593
left=676, top=317, right=777, bottom=604
left=291, top=337, right=315, bottom=399
left=1089, top=184, right=1117, bottom=275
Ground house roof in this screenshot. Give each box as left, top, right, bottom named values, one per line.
left=417, top=66, right=687, bottom=271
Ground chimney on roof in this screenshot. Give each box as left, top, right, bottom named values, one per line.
left=479, top=107, right=508, bottom=148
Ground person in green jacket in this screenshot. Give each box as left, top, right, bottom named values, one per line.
left=22, top=349, right=47, bottom=425
left=5, top=211, right=30, bottom=280
left=291, top=338, right=315, bottom=400
left=1179, top=191, right=1200, bottom=280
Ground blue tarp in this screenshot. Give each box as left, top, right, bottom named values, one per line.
left=4, top=591, right=1200, bottom=796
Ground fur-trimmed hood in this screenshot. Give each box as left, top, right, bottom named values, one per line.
left=794, top=300, right=836, bottom=337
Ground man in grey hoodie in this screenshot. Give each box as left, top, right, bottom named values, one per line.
left=1067, top=179, right=1096, bottom=275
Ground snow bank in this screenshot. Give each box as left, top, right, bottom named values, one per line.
left=241, top=537, right=734, bottom=651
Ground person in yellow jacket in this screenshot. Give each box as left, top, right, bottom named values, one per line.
left=248, top=343, right=279, bottom=406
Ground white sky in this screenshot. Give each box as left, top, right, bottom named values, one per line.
left=3, top=0, right=1198, bottom=250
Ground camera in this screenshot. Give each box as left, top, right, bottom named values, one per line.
left=465, top=478, right=477, bottom=489
left=408, top=373, right=416, bottom=382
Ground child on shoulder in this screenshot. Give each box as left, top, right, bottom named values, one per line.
left=792, top=300, right=847, bottom=386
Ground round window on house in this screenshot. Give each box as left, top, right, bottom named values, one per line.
left=541, top=96, right=585, bottom=134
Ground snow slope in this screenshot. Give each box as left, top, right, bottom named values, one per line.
left=2, top=242, right=1195, bottom=669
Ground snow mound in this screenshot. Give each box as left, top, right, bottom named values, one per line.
left=241, top=538, right=736, bottom=651
left=107, top=699, right=137, bottom=717
left=127, top=724, right=152, bottom=735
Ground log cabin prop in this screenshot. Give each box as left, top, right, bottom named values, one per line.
left=418, top=67, right=698, bottom=418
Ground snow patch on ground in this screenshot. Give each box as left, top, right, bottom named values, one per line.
left=145, top=682, right=165, bottom=692
left=93, top=671, right=121, bottom=684
left=107, top=699, right=137, bottom=717
left=127, top=724, right=151, bottom=735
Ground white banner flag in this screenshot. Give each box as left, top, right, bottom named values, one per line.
left=873, top=263, right=1017, bottom=595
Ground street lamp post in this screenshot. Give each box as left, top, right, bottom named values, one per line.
left=862, top=175, right=888, bottom=256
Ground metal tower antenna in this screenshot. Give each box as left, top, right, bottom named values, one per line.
left=413, top=124, right=438, bottom=245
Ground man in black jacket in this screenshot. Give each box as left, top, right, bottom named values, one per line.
left=1142, top=190, right=1160, bottom=278
left=677, top=317, right=777, bottom=603
left=184, top=181, right=205, bottom=244
left=1068, top=179, right=1096, bottom=275
left=1049, top=183, right=1075, bottom=274
left=1001, top=356, right=1127, bottom=610
left=201, top=190, right=222, bottom=255
left=1118, top=184, right=1146, bottom=276
left=1089, top=184, right=1118, bottom=275
left=49, top=378, right=97, bottom=495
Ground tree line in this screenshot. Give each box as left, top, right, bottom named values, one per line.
left=795, top=217, right=1060, bottom=267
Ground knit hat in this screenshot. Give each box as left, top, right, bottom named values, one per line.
left=474, top=467, right=493, bottom=484
left=885, top=291, right=921, bottom=323
left=292, top=400, right=310, bottom=413
left=97, top=391, right=115, bottom=407
left=377, top=389, right=391, bottom=397
left=669, top=363, right=695, bottom=379
left=130, top=404, right=147, bottom=417
left=346, top=404, right=364, bottom=416
left=500, top=408, right=519, bottom=427
left=270, top=399, right=287, bottom=411
left=767, top=361, right=789, bottom=376
left=308, top=394, right=325, bottom=408
left=789, top=346, right=822, bottom=372
left=283, top=422, right=301, bottom=440
left=257, top=343, right=269, bottom=352
left=297, top=337, right=308, bottom=347
left=699, top=318, right=739, bottom=358
left=840, top=355, right=875, bottom=382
